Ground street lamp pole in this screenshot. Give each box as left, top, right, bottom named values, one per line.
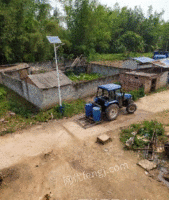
left=54, top=43, right=62, bottom=106
left=46, top=36, right=64, bottom=108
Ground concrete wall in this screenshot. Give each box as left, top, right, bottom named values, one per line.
left=1, top=69, right=119, bottom=109
left=40, top=74, right=119, bottom=109
left=1, top=73, right=24, bottom=96
left=5, top=71, right=21, bottom=80
left=1, top=72, right=43, bottom=108
left=89, top=64, right=129, bottom=76
left=27, top=83, right=43, bottom=108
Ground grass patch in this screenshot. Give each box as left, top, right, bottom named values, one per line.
left=67, top=72, right=103, bottom=82
left=120, top=120, right=166, bottom=149
left=0, top=84, right=86, bottom=136
left=89, top=52, right=153, bottom=62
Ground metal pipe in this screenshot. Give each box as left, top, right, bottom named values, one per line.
left=54, top=43, right=62, bottom=106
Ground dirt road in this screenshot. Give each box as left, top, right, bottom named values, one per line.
left=1, top=90, right=169, bottom=200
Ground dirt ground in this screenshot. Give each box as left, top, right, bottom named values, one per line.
left=1, top=90, right=169, bottom=200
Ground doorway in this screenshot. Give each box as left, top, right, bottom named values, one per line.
left=151, top=79, right=157, bottom=92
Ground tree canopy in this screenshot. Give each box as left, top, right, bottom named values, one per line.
left=0, top=0, right=168, bottom=64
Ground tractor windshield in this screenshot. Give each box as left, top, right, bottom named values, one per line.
left=115, top=89, right=121, bottom=95
left=97, top=88, right=109, bottom=99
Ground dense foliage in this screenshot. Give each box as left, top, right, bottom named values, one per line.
left=0, top=0, right=168, bottom=64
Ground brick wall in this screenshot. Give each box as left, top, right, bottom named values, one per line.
left=119, top=73, right=144, bottom=92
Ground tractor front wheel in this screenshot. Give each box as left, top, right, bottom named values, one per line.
left=126, top=103, right=137, bottom=114
left=106, top=104, right=119, bottom=121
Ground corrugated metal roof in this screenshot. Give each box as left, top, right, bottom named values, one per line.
left=28, top=70, right=72, bottom=89
left=133, top=57, right=154, bottom=63
left=122, top=60, right=137, bottom=69
left=152, top=59, right=169, bottom=68
left=162, top=59, right=169, bottom=66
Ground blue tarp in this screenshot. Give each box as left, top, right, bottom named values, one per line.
left=154, top=55, right=167, bottom=60
left=99, top=84, right=121, bottom=91
left=133, top=57, right=154, bottom=63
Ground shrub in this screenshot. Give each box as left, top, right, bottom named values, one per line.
left=129, top=87, right=145, bottom=101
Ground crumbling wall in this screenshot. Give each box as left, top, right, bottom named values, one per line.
left=156, top=72, right=168, bottom=89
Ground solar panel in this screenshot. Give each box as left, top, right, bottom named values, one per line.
left=46, top=36, right=62, bottom=44
left=133, top=57, right=154, bottom=63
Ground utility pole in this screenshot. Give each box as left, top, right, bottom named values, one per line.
left=46, top=36, right=64, bottom=107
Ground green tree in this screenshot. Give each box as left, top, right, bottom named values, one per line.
left=0, top=0, right=66, bottom=64
left=119, top=31, right=145, bottom=53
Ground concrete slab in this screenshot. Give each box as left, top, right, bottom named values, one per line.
left=137, top=159, right=157, bottom=171
left=97, top=134, right=112, bottom=144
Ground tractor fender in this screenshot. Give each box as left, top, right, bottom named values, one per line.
left=105, top=100, right=119, bottom=108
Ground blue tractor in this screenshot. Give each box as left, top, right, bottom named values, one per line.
left=85, top=84, right=137, bottom=121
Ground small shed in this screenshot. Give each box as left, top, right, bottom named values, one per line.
left=120, top=70, right=168, bottom=93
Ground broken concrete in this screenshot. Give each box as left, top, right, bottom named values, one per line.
left=97, top=134, right=112, bottom=145
left=137, top=159, right=157, bottom=171
left=0, top=118, right=5, bottom=123
left=125, top=137, right=134, bottom=147
left=8, top=112, right=16, bottom=116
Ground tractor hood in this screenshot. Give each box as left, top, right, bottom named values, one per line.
left=116, top=93, right=132, bottom=99
left=124, top=93, right=132, bottom=99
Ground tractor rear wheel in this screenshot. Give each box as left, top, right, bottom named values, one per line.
left=106, top=104, right=119, bottom=121
left=126, top=103, right=137, bottom=114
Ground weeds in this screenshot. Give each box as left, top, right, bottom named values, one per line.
left=67, top=72, right=103, bottom=82
left=120, top=120, right=166, bottom=149
left=0, top=87, right=7, bottom=100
